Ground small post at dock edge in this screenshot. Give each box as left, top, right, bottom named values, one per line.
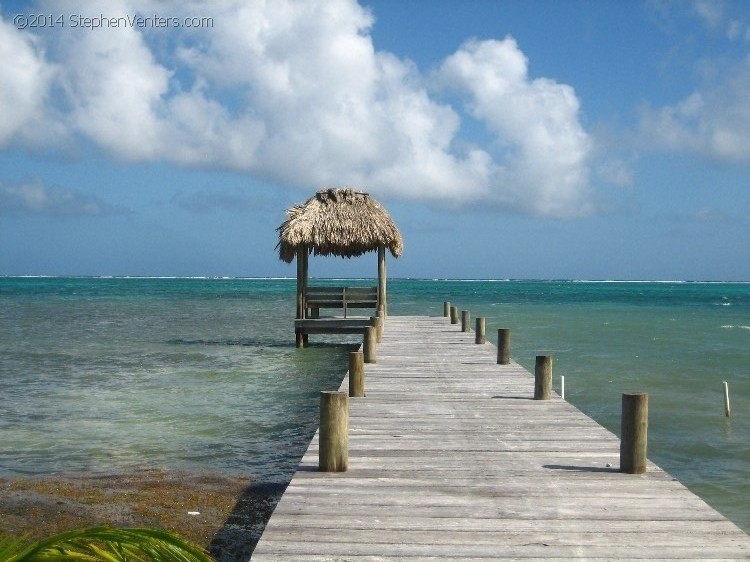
left=461, top=310, right=471, bottom=332
left=620, top=392, right=648, bottom=474
left=375, top=310, right=384, bottom=342
left=349, top=351, right=365, bottom=397
left=443, top=301, right=450, bottom=318
left=475, top=317, right=486, bottom=344
left=363, top=326, right=377, bottom=363
left=450, top=306, right=459, bottom=324
left=377, top=304, right=386, bottom=321
left=497, top=328, right=510, bottom=365
left=319, top=391, right=348, bottom=472
left=534, top=355, right=553, bottom=400
left=371, top=316, right=382, bottom=344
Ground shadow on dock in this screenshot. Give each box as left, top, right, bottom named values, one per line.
left=543, top=464, right=620, bottom=473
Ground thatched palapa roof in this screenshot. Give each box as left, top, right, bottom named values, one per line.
left=277, top=188, right=403, bottom=263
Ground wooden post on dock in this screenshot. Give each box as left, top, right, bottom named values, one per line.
left=461, top=310, right=471, bottom=332
left=363, top=327, right=377, bottom=363
left=475, top=317, right=485, bottom=344
left=497, top=329, right=510, bottom=365
left=377, top=304, right=386, bottom=322
left=349, top=351, right=364, bottom=397
left=376, top=310, right=384, bottom=342
left=620, top=392, right=648, bottom=474
left=534, top=355, right=553, bottom=400
left=319, top=391, right=348, bottom=472
left=443, top=301, right=450, bottom=318
left=450, top=306, right=458, bottom=324
left=371, top=316, right=382, bottom=344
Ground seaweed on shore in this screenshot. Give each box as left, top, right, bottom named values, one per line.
left=0, top=469, right=277, bottom=561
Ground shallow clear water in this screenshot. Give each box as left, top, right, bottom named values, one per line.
left=1, top=277, right=748, bottom=531
left=0, top=277, right=356, bottom=482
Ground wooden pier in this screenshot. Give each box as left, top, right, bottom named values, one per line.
left=252, top=315, right=750, bottom=560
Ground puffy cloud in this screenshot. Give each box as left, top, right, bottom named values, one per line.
left=0, top=14, right=54, bottom=146
left=437, top=38, right=594, bottom=216
left=0, top=180, right=122, bottom=216
left=638, top=55, right=750, bottom=164
left=54, top=11, right=169, bottom=159
left=0, top=0, right=596, bottom=217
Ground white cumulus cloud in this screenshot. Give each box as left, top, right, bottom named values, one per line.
left=0, top=14, right=54, bottom=146
left=437, top=38, right=594, bottom=216
left=1, top=0, right=598, bottom=217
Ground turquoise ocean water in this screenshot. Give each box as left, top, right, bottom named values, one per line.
left=1, top=277, right=748, bottom=534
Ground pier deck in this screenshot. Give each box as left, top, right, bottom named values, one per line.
left=252, top=315, right=750, bottom=560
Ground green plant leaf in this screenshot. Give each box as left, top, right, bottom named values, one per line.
left=1, top=527, right=212, bottom=562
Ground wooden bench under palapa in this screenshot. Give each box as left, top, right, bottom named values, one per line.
left=294, top=285, right=380, bottom=338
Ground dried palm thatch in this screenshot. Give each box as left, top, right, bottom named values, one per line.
left=277, top=188, right=403, bottom=263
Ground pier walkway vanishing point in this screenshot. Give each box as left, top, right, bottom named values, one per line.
left=252, top=315, right=750, bottom=560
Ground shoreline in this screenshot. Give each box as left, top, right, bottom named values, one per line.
left=0, top=468, right=284, bottom=561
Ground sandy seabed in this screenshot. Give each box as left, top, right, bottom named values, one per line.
left=0, top=468, right=285, bottom=561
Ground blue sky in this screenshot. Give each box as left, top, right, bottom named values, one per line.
left=1, top=0, right=749, bottom=280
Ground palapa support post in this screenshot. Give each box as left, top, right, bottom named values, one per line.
left=620, top=392, right=648, bottom=474
left=363, top=326, right=377, bottom=363
left=475, top=317, right=486, bottom=344
left=461, top=310, right=471, bottom=332
left=349, top=351, right=365, bottom=397
left=319, top=391, right=348, bottom=472
left=295, top=246, right=305, bottom=348
left=450, top=306, right=458, bottom=324
left=443, top=301, right=450, bottom=318
left=375, top=310, right=384, bottom=342
left=378, top=245, right=387, bottom=317
left=534, top=355, right=553, bottom=400
left=497, top=328, right=510, bottom=365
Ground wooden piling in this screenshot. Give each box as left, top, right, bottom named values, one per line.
left=348, top=351, right=364, bottom=398
left=319, top=391, right=348, bottom=472
left=497, top=328, right=510, bottom=365
left=723, top=381, right=731, bottom=417
left=620, top=392, right=648, bottom=474
left=475, top=317, right=485, bottom=344
left=450, top=306, right=458, bottom=324
left=377, top=304, right=386, bottom=321
left=363, top=326, right=377, bottom=363
left=443, top=301, right=450, bottom=318
left=375, top=310, right=384, bottom=342
left=371, top=316, right=382, bottom=344
left=461, top=310, right=471, bottom=332
left=561, top=375, right=566, bottom=400
left=534, top=355, right=553, bottom=400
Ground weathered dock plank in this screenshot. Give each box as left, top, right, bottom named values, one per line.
left=252, top=315, right=750, bottom=560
